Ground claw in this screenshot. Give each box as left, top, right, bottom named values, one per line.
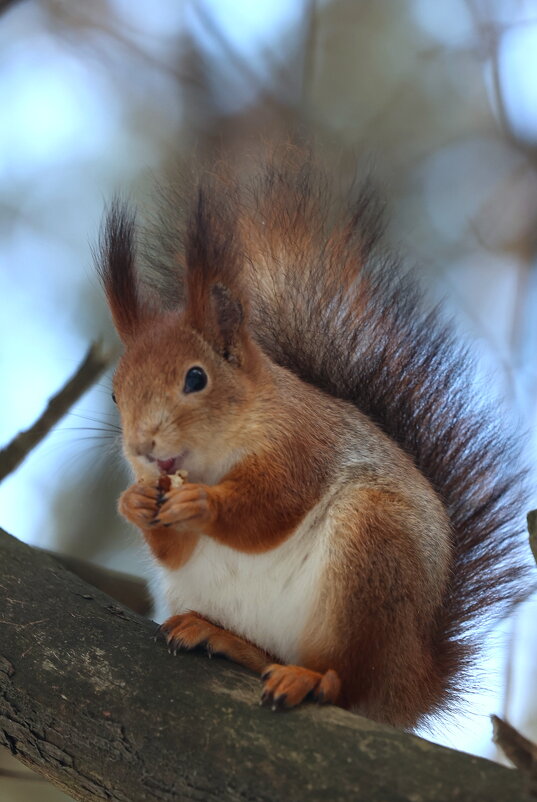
left=272, top=693, right=288, bottom=710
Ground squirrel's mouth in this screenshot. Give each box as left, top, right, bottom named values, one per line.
left=156, top=452, right=187, bottom=474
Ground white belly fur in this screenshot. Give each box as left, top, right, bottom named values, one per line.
left=154, top=496, right=334, bottom=664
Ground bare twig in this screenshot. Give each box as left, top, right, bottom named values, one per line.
left=0, top=0, right=26, bottom=16
left=0, top=342, right=112, bottom=483
left=528, top=510, right=537, bottom=567
left=301, top=0, right=319, bottom=109
left=191, top=0, right=276, bottom=102
left=491, top=715, right=537, bottom=797
left=492, top=714, right=537, bottom=771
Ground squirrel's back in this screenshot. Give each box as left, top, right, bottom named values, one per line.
left=138, top=146, right=532, bottom=722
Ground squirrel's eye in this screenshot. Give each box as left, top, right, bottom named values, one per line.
left=111, top=392, right=117, bottom=404
left=183, top=366, right=208, bottom=394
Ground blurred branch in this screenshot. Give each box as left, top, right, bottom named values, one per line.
left=43, top=549, right=152, bottom=616
left=0, top=0, right=26, bottom=15
left=190, top=0, right=294, bottom=109
left=49, top=4, right=196, bottom=90
left=0, top=767, right=45, bottom=781
left=301, top=0, right=319, bottom=109
left=192, top=0, right=268, bottom=92
left=0, top=342, right=112, bottom=483
left=466, top=0, right=537, bottom=167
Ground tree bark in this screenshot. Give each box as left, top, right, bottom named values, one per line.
left=0, top=527, right=532, bottom=802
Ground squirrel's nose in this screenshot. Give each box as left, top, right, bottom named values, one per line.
left=131, top=439, right=156, bottom=460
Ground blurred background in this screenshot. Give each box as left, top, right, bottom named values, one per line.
left=1, top=0, right=537, bottom=797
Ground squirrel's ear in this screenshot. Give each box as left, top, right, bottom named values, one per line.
left=210, top=283, right=245, bottom=364
left=184, top=279, right=248, bottom=365
left=96, top=200, right=146, bottom=342
left=184, top=184, right=249, bottom=364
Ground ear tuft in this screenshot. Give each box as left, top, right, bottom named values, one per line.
left=184, top=181, right=249, bottom=364
left=211, top=283, right=244, bottom=364
left=95, top=199, right=142, bottom=342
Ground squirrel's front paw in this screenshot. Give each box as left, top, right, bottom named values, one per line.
left=155, top=483, right=216, bottom=531
left=118, top=481, right=160, bottom=529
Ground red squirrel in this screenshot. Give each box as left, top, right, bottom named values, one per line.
left=97, top=149, right=530, bottom=729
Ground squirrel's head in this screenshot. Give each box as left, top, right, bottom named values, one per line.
left=97, top=194, right=263, bottom=484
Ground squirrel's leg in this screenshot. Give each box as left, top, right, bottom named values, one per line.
left=159, top=614, right=342, bottom=707
left=292, top=486, right=451, bottom=727
left=159, top=611, right=271, bottom=674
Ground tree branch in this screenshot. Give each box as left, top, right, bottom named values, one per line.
left=0, top=0, right=26, bottom=15
left=41, top=550, right=152, bottom=617
left=492, top=715, right=537, bottom=798
left=0, top=527, right=533, bottom=801
left=528, top=510, right=537, bottom=567
left=0, top=342, right=112, bottom=482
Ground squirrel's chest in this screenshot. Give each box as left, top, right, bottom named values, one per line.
left=156, top=508, right=332, bottom=664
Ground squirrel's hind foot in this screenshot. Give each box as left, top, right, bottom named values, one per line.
left=260, top=664, right=341, bottom=710
left=157, top=611, right=270, bottom=673
left=157, top=614, right=341, bottom=709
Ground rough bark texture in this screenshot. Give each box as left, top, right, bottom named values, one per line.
left=0, top=527, right=531, bottom=802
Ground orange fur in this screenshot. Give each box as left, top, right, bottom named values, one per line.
left=160, top=450, right=325, bottom=553
left=143, top=525, right=198, bottom=572
left=297, top=486, right=448, bottom=726
left=119, top=480, right=199, bottom=570
left=261, top=665, right=341, bottom=708
left=97, top=150, right=531, bottom=729
left=159, top=612, right=271, bottom=674
left=116, top=321, right=344, bottom=558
